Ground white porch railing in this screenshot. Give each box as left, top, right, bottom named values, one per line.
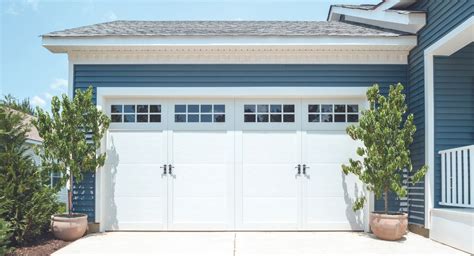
left=439, top=145, right=474, bottom=208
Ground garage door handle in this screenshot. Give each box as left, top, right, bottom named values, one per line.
left=160, top=164, right=167, bottom=175
left=295, top=164, right=301, bottom=175
left=302, top=164, right=310, bottom=175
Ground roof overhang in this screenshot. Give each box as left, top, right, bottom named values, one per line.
left=328, top=0, right=426, bottom=34
left=42, top=35, right=417, bottom=53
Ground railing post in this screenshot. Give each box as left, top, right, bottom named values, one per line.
left=441, top=152, right=446, bottom=204
left=457, top=150, right=462, bottom=204
left=463, top=149, right=469, bottom=205
left=470, top=148, right=474, bottom=207
left=447, top=152, right=452, bottom=205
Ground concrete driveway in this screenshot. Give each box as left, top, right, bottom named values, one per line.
left=53, top=232, right=468, bottom=256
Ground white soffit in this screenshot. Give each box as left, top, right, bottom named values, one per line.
left=43, top=35, right=416, bottom=64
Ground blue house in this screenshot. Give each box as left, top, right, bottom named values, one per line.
left=42, top=0, right=473, bottom=253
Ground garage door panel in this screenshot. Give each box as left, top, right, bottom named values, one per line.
left=172, top=131, right=233, bottom=164
left=304, top=131, right=361, bottom=163
left=106, top=131, right=165, bottom=164
left=172, top=197, right=229, bottom=224
left=305, top=197, right=364, bottom=230
left=236, top=102, right=302, bottom=229
left=243, top=164, right=298, bottom=197
left=109, top=164, right=165, bottom=197
left=243, top=197, right=298, bottom=224
left=302, top=128, right=365, bottom=230
left=171, top=165, right=230, bottom=197
left=113, top=197, right=165, bottom=223
left=104, top=130, right=167, bottom=231
left=168, top=123, right=234, bottom=230
left=305, top=164, right=363, bottom=197
left=242, top=132, right=299, bottom=163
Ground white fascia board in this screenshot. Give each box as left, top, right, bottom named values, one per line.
left=97, top=87, right=368, bottom=99
left=345, top=16, right=422, bottom=34
left=42, top=35, right=417, bottom=53
left=330, top=6, right=425, bottom=25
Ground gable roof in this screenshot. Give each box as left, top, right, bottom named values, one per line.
left=331, top=4, right=378, bottom=10
left=43, top=20, right=410, bottom=38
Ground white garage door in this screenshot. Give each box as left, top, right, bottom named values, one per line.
left=103, top=98, right=365, bottom=231
left=301, top=99, right=364, bottom=230
left=167, top=100, right=234, bottom=230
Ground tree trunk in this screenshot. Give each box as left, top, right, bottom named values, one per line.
left=68, top=175, right=73, bottom=216
left=384, top=186, right=389, bottom=214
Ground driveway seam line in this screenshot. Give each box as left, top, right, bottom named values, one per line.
left=233, top=232, right=237, bottom=256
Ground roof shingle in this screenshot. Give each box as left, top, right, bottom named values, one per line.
left=43, top=20, right=410, bottom=37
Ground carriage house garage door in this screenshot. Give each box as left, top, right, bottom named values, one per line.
left=103, top=98, right=365, bottom=231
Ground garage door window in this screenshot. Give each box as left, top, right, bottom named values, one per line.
left=174, top=104, right=226, bottom=123
left=110, top=104, right=161, bottom=123
left=244, top=104, right=295, bottom=123
left=308, top=104, right=359, bottom=123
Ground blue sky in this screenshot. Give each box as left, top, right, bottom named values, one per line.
left=1, top=0, right=378, bottom=110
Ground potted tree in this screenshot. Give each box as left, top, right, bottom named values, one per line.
left=35, top=87, right=110, bottom=241
left=342, top=83, right=427, bottom=241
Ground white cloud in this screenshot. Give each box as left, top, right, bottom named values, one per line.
left=26, top=0, right=39, bottom=11
left=50, top=78, right=68, bottom=91
left=103, top=11, right=118, bottom=21
left=4, top=0, right=40, bottom=15
left=5, top=5, right=19, bottom=15
left=31, top=95, right=46, bottom=107
left=43, top=92, right=54, bottom=100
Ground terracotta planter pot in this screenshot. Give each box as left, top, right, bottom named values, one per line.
left=51, top=214, right=88, bottom=241
left=370, top=212, right=408, bottom=241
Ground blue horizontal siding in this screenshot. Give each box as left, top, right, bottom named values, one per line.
left=406, top=0, right=474, bottom=226
left=434, top=43, right=474, bottom=209
left=73, top=64, right=408, bottom=222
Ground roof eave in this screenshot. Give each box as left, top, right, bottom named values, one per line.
left=42, top=35, right=417, bottom=54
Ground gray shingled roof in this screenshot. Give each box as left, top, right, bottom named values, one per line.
left=43, top=20, right=409, bottom=37
left=332, top=4, right=377, bottom=10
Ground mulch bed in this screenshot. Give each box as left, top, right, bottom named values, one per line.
left=6, top=233, right=70, bottom=256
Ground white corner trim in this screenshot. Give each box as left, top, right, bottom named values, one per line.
left=68, top=57, right=74, bottom=98
left=424, top=16, right=474, bottom=229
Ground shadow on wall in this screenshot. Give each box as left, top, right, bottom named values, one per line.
left=342, top=171, right=364, bottom=230
left=103, top=136, right=119, bottom=230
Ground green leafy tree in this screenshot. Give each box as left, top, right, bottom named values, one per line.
left=35, top=86, right=110, bottom=216
left=0, top=105, right=60, bottom=245
left=342, top=83, right=427, bottom=214
left=0, top=219, right=11, bottom=255
left=1, top=94, right=35, bottom=115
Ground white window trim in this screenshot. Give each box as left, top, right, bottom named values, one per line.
left=423, top=16, right=474, bottom=229
left=96, top=86, right=368, bottom=100
left=302, top=99, right=363, bottom=131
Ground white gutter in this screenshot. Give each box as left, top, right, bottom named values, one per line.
left=42, top=35, right=417, bottom=53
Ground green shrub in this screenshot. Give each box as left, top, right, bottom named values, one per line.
left=0, top=219, right=11, bottom=255
left=0, top=105, right=60, bottom=245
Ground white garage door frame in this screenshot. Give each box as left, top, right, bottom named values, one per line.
left=96, top=86, right=373, bottom=232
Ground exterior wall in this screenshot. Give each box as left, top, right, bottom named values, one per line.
left=73, top=64, right=408, bottom=222
left=406, top=0, right=474, bottom=226
left=434, top=43, right=474, bottom=207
